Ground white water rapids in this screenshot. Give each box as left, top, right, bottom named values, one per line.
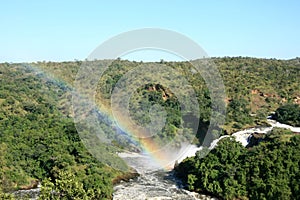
left=113, top=119, right=300, bottom=200
left=209, top=118, right=300, bottom=149
left=113, top=152, right=216, bottom=200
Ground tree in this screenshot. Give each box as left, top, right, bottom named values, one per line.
left=39, top=170, right=89, bottom=200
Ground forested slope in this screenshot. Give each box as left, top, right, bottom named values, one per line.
left=0, top=57, right=299, bottom=199
left=0, top=63, right=128, bottom=199
left=36, top=57, right=300, bottom=136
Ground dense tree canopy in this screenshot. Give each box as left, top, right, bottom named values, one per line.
left=273, top=103, right=300, bottom=126
left=0, top=63, right=127, bottom=199
left=175, top=129, right=300, bottom=200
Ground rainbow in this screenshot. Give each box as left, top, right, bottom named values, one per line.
left=21, top=63, right=180, bottom=170
left=114, top=113, right=176, bottom=170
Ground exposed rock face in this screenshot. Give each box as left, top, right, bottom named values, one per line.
left=294, top=96, right=300, bottom=105
left=19, top=180, right=39, bottom=190
left=146, top=83, right=173, bottom=101
left=246, top=133, right=266, bottom=148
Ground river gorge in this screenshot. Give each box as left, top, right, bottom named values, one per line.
left=112, top=118, right=300, bottom=200
left=13, top=118, right=300, bottom=200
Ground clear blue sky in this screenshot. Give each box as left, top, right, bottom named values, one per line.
left=1, top=0, right=300, bottom=62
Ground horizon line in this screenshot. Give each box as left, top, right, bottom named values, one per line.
left=2, top=56, right=300, bottom=64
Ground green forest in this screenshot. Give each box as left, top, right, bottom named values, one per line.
left=175, top=128, right=300, bottom=200
left=0, top=57, right=299, bottom=199
left=273, top=103, right=300, bottom=126
left=0, top=63, right=132, bottom=199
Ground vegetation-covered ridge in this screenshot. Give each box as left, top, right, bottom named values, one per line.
left=35, top=57, right=300, bottom=135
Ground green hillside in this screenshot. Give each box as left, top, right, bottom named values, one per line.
left=0, top=63, right=130, bottom=199
left=35, top=57, right=300, bottom=137
left=0, top=57, right=299, bottom=199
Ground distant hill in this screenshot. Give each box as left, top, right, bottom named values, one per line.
left=34, top=57, right=300, bottom=135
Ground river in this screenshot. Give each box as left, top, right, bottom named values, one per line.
left=112, top=118, right=300, bottom=200
left=113, top=152, right=217, bottom=200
